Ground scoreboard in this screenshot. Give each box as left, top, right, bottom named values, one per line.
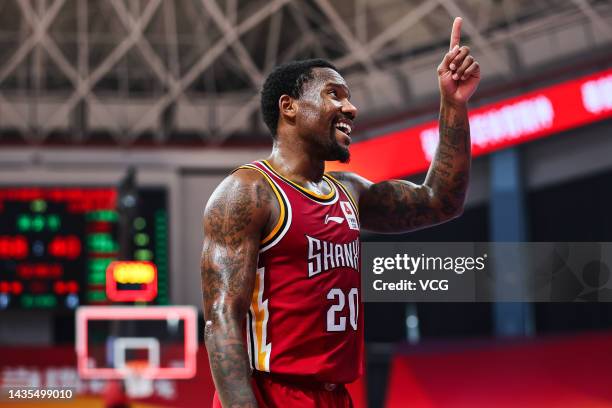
left=0, top=187, right=169, bottom=310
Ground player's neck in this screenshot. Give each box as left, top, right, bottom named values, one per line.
left=268, top=138, right=325, bottom=183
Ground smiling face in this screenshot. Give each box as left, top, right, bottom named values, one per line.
left=294, top=68, right=358, bottom=163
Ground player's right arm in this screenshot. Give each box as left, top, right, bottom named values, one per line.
left=201, top=170, right=272, bottom=408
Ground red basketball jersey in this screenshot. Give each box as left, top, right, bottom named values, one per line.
left=236, top=160, right=364, bottom=383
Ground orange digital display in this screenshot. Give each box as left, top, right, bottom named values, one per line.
left=106, top=261, right=158, bottom=302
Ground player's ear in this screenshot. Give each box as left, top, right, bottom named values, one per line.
left=279, top=94, right=297, bottom=122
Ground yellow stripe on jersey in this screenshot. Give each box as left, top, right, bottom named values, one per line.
left=250, top=266, right=271, bottom=371
left=234, top=165, right=287, bottom=246
left=325, top=173, right=360, bottom=217
left=262, top=160, right=336, bottom=201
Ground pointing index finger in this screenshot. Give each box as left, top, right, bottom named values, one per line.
left=449, top=17, right=462, bottom=51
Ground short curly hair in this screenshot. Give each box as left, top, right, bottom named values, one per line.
left=261, top=59, right=338, bottom=138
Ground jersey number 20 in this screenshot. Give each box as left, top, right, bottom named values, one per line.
left=327, top=288, right=358, bottom=332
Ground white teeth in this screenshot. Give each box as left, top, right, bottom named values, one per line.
left=335, top=122, right=352, bottom=135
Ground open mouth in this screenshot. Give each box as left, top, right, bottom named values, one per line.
left=334, top=120, right=352, bottom=137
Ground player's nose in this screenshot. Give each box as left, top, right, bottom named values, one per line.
left=342, top=99, right=358, bottom=120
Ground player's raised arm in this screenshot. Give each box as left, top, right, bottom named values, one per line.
left=330, top=17, right=480, bottom=234
left=201, top=170, right=271, bottom=408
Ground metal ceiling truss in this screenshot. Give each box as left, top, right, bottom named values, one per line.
left=0, top=0, right=610, bottom=146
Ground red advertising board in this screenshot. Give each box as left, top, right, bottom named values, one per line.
left=327, top=69, right=612, bottom=181
left=385, top=332, right=612, bottom=408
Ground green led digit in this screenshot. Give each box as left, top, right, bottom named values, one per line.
left=17, top=214, right=31, bottom=232
left=47, top=215, right=61, bottom=231
left=21, top=295, right=34, bottom=308
left=32, top=215, right=45, bottom=232
left=86, top=210, right=118, bottom=222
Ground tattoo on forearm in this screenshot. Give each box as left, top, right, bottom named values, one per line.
left=426, top=102, right=470, bottom=210
left=360, top=102, right=470, bottom=233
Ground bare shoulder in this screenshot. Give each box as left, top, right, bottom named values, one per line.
left=326, top=171, right=373, bottom=202
left=203, top=167, right=274, bottom=241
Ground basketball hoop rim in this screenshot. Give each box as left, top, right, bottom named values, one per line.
left=118, top=362, right=159, bottom=380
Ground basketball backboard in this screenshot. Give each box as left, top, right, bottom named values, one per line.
left=75, top=306, right=197, bottom=380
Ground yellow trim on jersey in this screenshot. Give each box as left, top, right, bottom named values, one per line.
left=235, top=165, right=287, bottom=246
left=262, top=160, right=336, bottom=201
left=250, top=267, right=271, bottom=371
left=326, top=173, right=360, bottom=217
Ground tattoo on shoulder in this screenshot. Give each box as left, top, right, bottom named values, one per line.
left=201, top=179, right=267, bottom=308
left=207, top=185, right=253, bottom=247
left=255, top=181, right=272, bottom=209
left=205, top=176, right=271, bottom=248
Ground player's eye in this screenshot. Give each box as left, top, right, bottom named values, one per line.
left=328, top=89, right=338, bottom=97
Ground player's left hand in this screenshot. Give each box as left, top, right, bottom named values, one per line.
left=437, top=17, right=480, bottom=105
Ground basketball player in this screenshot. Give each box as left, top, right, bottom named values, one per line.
left=202, top=17, right=479, bottom=408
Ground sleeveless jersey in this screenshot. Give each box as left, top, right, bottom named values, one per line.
left=236, top=160, right=364, bottom=384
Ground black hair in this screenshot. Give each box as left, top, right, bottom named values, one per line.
left=260, top=58, right=338, bottom=138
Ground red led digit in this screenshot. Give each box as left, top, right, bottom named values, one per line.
left=49, top=236, right=82, bottom=259
left=54, top=281, right=65, bottom=294
left=0, top=236, right=28, bottom=259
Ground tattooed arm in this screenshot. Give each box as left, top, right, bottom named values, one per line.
left=201, top=170, right=273, bottom=408
left=328, top=18, right=479, bottom=234
left=329, top=102, right=470, bottom=233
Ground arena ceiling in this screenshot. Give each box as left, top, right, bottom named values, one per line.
left=0, top=0, right=610, bottom=146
